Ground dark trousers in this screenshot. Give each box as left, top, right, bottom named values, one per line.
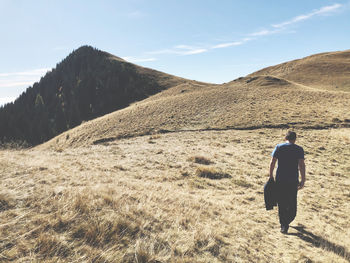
left=276, top=182, right=298, bottom=226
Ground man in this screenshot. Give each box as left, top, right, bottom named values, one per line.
left=269, top=131, right=306, bottom=234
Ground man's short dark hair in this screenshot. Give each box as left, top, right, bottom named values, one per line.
left=285, top=131, right=297, bottom=141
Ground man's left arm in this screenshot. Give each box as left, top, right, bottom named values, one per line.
left=298, top=159, right=306, bottom=190
left=298, top=147, right=306, bottom=190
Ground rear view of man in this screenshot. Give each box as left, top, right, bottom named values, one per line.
left=269, top=131, right=306, bottom=234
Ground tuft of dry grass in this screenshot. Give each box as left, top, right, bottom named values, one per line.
left=71, top=216, right=140, bottom=247
left=195, top=166, right=231, bottom=180
left=232, top=178, right=253, bottom=188
left=73, top=193, right=91, bottom=214
left=0, top=194, right=14, bottom=211
left=188, top=155, right=213, bottom=165
left=34, top=234, right=71, bottom=258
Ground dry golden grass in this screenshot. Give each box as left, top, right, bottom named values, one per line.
left=1, top=128, right=349, bottom=262
left=188, top=156, right=213, bottom=165
left=249, top=49, right=350, bottom=92
left=195, top=167, right=231, bottom=180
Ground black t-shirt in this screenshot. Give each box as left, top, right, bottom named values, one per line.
left=272, top=142, right=304, bottom=183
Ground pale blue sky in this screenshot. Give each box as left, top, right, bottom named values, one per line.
left=1, top=0, right=349, bottom=105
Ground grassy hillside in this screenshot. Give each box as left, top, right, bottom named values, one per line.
left=41, top=75, right=350, bottom=150
left=249, top=49, right=350, bottom=92
left=1, top=128, right=349, bottom=262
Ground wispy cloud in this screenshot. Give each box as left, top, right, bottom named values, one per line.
left=181, top=48, right=208, bottom=55
left=0, top=68, right=49, bottom=89
left=212, top=41, right=244, bottom=49
left=0, top=81, right=35, bottom=88
left=0, top=68, right=49, bottom=77
left=147, top=45, right=208, bottom=56
left=248, top=29, right=282, bottom=37
left=0, top=68, right=50, bottom=106
left=212, top=3, right=343, bottom=51
left=122, top=56, right=157, bottom=63
left=272, top=3, right=342, bottom=28
left=137, top=3, right=343, bottom=61
left=212, top=38, right=252, bottom=49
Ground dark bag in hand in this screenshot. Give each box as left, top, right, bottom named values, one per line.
left=264, top=178, right=277, bottom=210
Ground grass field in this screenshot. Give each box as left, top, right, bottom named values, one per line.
left=1, top=128, right=349, bottom=262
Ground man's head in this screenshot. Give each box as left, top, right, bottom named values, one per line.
left=285, top=131, right=297, bottom=143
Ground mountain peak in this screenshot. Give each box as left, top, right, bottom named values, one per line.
left=75, top=45, right=96, bottom=52
left=70, top=45, right=125, bottom=62
left=0, top=46, right=186, bottom=145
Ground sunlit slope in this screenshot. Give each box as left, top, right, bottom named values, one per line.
left=41, top=75, right=350, bottom=149
left=249, top=49, right=350, bottom=91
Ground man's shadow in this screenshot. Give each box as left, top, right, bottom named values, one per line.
left=288, top=224, right=350, bottom=262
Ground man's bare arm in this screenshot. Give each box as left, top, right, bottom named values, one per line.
left=269, top=157, right=277, bottom=180
left=298, top=159, right=306, bottom=190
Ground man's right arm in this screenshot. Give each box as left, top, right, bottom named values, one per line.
left=298, top=159, right=306, bottom=190
left=269, top=157, right=277, bottom=180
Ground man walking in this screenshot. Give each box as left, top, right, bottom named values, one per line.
left=269, top=131, right=306, bottom=234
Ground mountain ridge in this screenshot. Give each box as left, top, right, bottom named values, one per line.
left=0, top=45, right=192, bottom=145
left=1, top=47, right=350, bottom=148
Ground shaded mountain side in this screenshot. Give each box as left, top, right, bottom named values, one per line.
left=40, top=76, right=350, bottom=149
left=0, top=46, right=191, bottom=145
left=248, top=49, right=350, bottom=91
